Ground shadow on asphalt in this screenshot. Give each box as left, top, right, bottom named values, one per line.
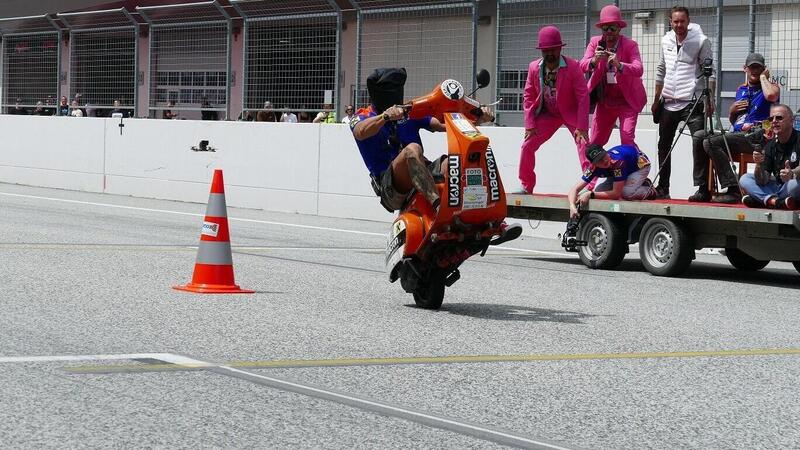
left=528, top=257, right=800, bottom=289
left=526, top=257, right=645, bottom=272
left=433, top=303, right=603, bottom=323
left=682, top=261, right=800, bottom=289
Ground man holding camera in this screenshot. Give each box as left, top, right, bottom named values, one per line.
left=580, top=5, right=647, bottom=147
left=739, top=104, right=800, bottom=210
left=567, top=143, right=656, bottom=219
left=651, top=6, right=715, bottom=200
left=691, top=53, right=779, bottom=203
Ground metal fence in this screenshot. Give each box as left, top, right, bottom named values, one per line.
left=235, top=0, right=340, bottom=118
left=61, top=9, right=138, bottom=115
left=1, top=0, right=799, bottom=123
left=139, top=2, right=231, bottom=119
left=0, top=16, right=60, bottom=112
left=495, top=0, right=800, bottom=125
left=354, top=1, right=476, bottom=110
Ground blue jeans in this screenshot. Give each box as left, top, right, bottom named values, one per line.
left=738, top=174, right=800, bottom=205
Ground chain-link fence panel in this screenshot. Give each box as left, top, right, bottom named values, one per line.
left=754, top=1, right=800, bottom=116
left=69, top=29, right=137, bottom=116
left=2, top=33, right=60, bottom=113
left=244, top=15, right=339, bottom=115
left=148, top=23, right=229, bottom=119
left=233, top=0, right=341, bottom=118
left=617, top=1, right=719, bottom=120
left=355, top=3, right=475, bottom=110
left=496, top=0, right=588, bottom=116
left=138, top=2, right=231, bottom=119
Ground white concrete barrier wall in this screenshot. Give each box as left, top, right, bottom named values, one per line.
left=0, top=117, right=701, bottom=222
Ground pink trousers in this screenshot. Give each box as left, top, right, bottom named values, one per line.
left=518, top=116, right=588, bottom=193
left=589, top=103, right=639, bottom=147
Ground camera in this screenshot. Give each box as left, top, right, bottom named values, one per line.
left=559, top=209, right=587, bottom=252
left=701, top=57, right=713, bottom=78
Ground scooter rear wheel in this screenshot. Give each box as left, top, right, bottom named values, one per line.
left=413, top=270, right=446, bottom=310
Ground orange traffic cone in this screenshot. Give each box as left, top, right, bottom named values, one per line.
left=173, top=169, right=254, bottom=294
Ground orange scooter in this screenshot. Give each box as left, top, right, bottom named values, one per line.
left=385, top=70, right=522, bottom=309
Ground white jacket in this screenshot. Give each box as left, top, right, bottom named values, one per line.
left=656, top=23, right=714, bottom=111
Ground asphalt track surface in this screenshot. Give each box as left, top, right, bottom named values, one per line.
left=1, top=182, right=799, bottom=449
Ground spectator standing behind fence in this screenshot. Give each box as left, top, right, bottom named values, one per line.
left=690, top=52, right=780, bottom=204
left=518, top=25, right=589, bottom=194
left=651, top=6, right=715, bottom=200
left=56, top=96, right=70, bottom=116
left=32, top=101, right=47, bottom=116
left=9, top=98, right=27, bottom=115
left=580, top=5, right=646, bottom=147
left=201, top=97, right=218, bottom=121
left=259, top=101, right=279, bottom=122
left=739, top=104, right=800, bottom=209
left=341, top=105, right=356, bottom=125
left=313, top=103, right=337, bottom=124
left=162, top=101, right=178, bottom=119
left=298, top=111, right=312, bottom=123
left=70, top=100, right=84, bottom=117
left=280, top=107, right=298, bottom=123
left=110, top=100, right=126, bottom=118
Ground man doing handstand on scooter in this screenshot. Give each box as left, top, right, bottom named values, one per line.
left=350, top=67, right=495, bottom=213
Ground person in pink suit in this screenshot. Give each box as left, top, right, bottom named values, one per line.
left=581, top=5, right=647, bottom=147
left=519, top=25, right=589, bottom=194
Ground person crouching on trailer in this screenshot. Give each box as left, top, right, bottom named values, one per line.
left=567, top=144, right=656, bottom=218
left=351, top=67, right=493, bottom=213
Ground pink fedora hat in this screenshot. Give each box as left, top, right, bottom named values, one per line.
left=536, top=25, right=566, bottom=50
left=596, top=5, right=627, bottom=29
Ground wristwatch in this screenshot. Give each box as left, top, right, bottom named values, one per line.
left=589, top=191, right=595, bottom=199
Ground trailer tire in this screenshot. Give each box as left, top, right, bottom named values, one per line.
left=725, top=248, right=769, bottom=271
left=577, top=213, right=626, bottom=270
left=639, top=218, right=693, bottom=276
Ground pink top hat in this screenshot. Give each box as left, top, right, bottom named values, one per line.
left=595, top=5, right=627, bottom=29
left=536, top=25, right=566, bottom=50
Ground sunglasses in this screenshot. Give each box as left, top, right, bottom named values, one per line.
left=601, top=25, right=620, bottom=32
left=769, top=115, right=785, bottom=122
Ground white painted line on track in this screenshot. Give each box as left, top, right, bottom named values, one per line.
left=214, top=364, right=577, bottom=449
left=0, top=191, right=570, bottom=257
left=0, top=352, right=210, bottom=366
left=0, top=191, right=384, bottom=237
left=10, top=351, right=575, bottom=449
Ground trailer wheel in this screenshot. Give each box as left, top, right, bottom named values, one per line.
left=577, top=213, right=626, bottom=270
left=639, top=218, right=693, bottom=276
left=725, top=248, right=769, bottom=271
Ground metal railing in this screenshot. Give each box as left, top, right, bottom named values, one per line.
left=0, top=1, right=798, bottom=123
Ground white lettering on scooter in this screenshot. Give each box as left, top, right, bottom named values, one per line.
left=485, top=147, right=500, bottom=202
left=448, top=155, right=461, bottom=207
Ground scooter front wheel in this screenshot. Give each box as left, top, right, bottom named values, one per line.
left=413, top=269, right=446, bottom=310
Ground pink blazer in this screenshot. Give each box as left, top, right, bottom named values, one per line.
left=580, top=35, right=647, bottom=112
left=523, top=56, right=589, bottom=131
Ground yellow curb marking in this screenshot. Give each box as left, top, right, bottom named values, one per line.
left=65, top=348, right=800, bottom=374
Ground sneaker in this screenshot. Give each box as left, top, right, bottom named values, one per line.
left=643, top=186, right=658, bottom=200
left=712, top=189, right=741, bottom=204
left=776, top=197, right=798, bottom=210
left=741, top=194, right=761, bottom=208
left=765, top=196, right=778, bottom=209
left=688, top=188, right=711, bottom=202
left=654, top=185, right=670, bottom=199
left=712, top=193, right=740, bottom=204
